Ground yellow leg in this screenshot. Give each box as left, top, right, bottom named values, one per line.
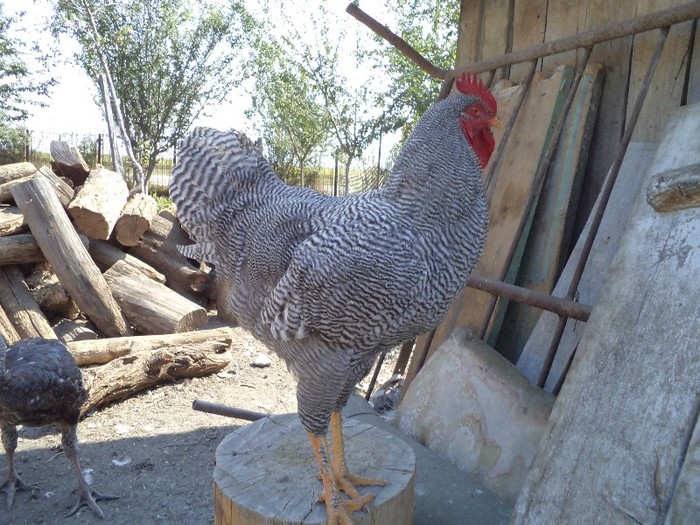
left=307, top=432, right=352, bottom=525
left=329, top=410, right=388, bottom=510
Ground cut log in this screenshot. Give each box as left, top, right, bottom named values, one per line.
left=68, top=166, right=129, bottom=240
left=52, top=318, right=98, bottom=343
left=214, top=414, right=415, bottom=525
left=50, top=140, right=90, bottom=186
left=38, top=166, right=75, bottom=208
left=0, top=206, right=26, bottom=236
left=646, top=161, right=700, bottom=212
left=0, top=162, right=36, bottom=185
left=28, top=263, right=81, bottom=320
left=66, top=327, right=234, bottom=365
left=0, top=266, right=55, bottom=339
left=129, top=211, right=209, bottom=300
left=102, top=260, right=207, bottom=335
left=0, top=233, right=44, bottom=265
left=80, top=338, right=231, bottom=415
left=11, top=176, right=132, bottom=337
left=0, top=304, right=21, bottom=344
left=114, top=192, right=158, bottom=246
left=89, top=240, right=166, bottom=283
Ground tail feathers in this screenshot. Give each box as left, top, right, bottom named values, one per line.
left=170, top=127, right=280, bottom=265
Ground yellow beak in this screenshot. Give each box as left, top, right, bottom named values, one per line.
left=489, top=116, right=503, bottom=128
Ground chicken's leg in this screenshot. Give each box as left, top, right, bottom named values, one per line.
left=0, top=423, right=35, bottom=509
left=60, top=424, right=118, bottom=518
left=329, top=410, right=387, bottom=504
left=308, top=432, right=353, bottom=525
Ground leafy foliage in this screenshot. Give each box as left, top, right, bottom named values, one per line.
left=52, top=0, right=253, bottom=184
left=0, top=2, right=55, bottom=123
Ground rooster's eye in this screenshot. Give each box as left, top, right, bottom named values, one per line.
left=470, top=106, right=481, bottom=117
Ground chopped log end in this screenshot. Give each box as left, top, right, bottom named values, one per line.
left=214, top=414, right=415, bottom=525
left=176, top=308, right=209, bottom=333
left=68, top=207, right=111, bottom=240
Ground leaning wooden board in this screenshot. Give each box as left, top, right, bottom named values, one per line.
left=407, top=65, right=574, bottom=386
left=512, top=102, right=700, bottom=523
left=516, top=142, right=658, bottom=390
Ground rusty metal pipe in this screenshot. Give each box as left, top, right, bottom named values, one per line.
left=192, top=399, right=266, bottom=421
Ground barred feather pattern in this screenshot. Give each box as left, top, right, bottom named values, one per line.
left=170, top=92, right=489, bottom=435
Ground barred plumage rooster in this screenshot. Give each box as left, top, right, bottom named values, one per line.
left=170, top=73, right=498, bottom=524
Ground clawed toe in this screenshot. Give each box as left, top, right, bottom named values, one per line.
left=66, top=486, right=120, bottom=519
left=0, top=475, right=36, bottom=510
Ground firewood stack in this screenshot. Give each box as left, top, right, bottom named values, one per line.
left=0, top=150, right=233, bottom=416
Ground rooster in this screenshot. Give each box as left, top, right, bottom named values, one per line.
left=170, top=72, right=499, bottom=524
left=0, top=335, right=117, bottom=518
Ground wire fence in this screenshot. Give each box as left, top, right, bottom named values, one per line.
left=0, top=128, right=391, bottom=195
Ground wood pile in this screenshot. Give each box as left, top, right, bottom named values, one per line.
left=0, top=155, right=230, bottom=416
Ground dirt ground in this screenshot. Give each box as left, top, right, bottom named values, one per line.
left=1, top=328, right=400, bottom=525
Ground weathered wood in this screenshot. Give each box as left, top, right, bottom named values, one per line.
left=49, top=140, right=90, bottom=186
left=0, top=206, right=25, bottom=236
left=52, top=318, right=98, bottom=343
left=668, top=404, right=700, bottom=521
left=68, top=166, right=129, bottom=240
left=0, top=304, right=21, bottom=344
left=516, top=143, right=657, bottom=390
left=66, top=327, right=234, bottom=365
left=89, top=240, right=166, bottom=283
left=11, top=176, right=131, bottom=337
left=80, top=339, right=231, bottom=416
left=0, top=233, right=43, bottom=265
left=0, top=266, right=55, bottom=339
left=214, top=414, right=415, bottom=525
left=509, top=0, right=547, bottom=81
left=102, top=260, right=207, bottom=335
left=0, top=162, right=36, bottom=185
left=129, top=211, right=209, bottom=300
left=114, top=192, right=158, bottom=246
left=494, top=64, right=603, bottom=360
left=408, top=66, right=573, bottom=388
left=28, top=263, right=81, bottom=321
left=0, top=176, right=32, bottom=203
left=37, top=166, right=75, bottom=208
left=646, top=161, right=700, bottom=212
left=512, top=102, right=700, bottom=524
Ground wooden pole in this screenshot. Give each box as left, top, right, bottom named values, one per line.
left=11, top=177, right=132, bottom=337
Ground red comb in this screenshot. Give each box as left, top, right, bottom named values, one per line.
left=455, top=72, right=497, bottom=114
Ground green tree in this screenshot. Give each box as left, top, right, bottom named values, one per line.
left=0, top=2, right=55, bottom=123
left=52, top=0, right=252, bottom=187
left=379, top=0, right=461, bottom=141
left=247, top=37, right=331, bottom=188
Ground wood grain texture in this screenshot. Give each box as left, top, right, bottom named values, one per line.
left=0, top=266, right=54, bottom=339
left=0, top=206, right=25, bottom=236
left=214, top=414, right=415, bottom=525
left=10, top=176, right=131, bottom=337
left=512, top=103, right=700, bottom=524
left=68, top=166, right=129, bottom=240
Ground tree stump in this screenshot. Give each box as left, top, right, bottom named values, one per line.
left=214, top=414, right=415, bottom=525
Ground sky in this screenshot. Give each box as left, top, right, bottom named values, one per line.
left=5, top=0, right=396, bottom=148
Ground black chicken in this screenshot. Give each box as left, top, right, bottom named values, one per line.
left=0, top=335, right=116, bottom=518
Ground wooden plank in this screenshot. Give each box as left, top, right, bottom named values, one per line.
left=541, top=0, right=587, bottom=72
left=480, top=0, right=513, bottom=80
left=516, top=142, right=658, bottom=389
left=628, top=0, right=694, bottom=143
left=408, top=66, right=574, bottom=385
left=494, top=64, right=603, bottom=361
left=512, top=102, right=700, bottom=524
left=573, top=0, right=637, bottom=249
left=456, top=0, right=485, bottom=66
left=509, top=0, right=547, bottom=81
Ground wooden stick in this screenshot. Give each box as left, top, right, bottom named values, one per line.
left=11, top=177, right=132, bottom=337
left=80, top=339, right=231, bottom=416
left=0, top=266, right=55, bottom=339
left=66, top=327, right=234, bottom=365
left=192, top=399, right=266, bottom=421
